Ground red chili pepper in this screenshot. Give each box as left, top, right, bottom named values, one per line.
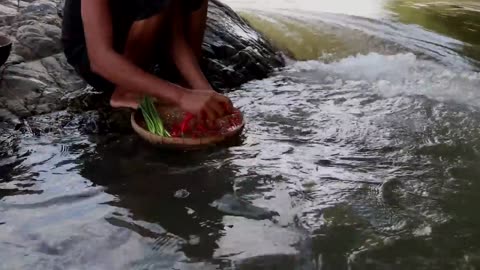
left=170, top=108, right=242, bottom=139
left=180, top=113, right=194, bottom=135
left=170, top=122, right=182, bottom=137
left=197, top=122, right=207, bottom=133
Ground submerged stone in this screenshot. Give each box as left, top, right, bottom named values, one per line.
left=211, top=193, right=279, bottom=220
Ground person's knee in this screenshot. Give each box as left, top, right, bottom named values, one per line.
left=132, top=12, right=167, bottom=33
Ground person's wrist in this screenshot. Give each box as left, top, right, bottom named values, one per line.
left=175, top=88, right=189, bottom=106
left=191, top=80, right=212, bottom=90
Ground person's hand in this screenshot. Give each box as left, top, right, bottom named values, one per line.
left=178, top=90, right=233, bottom=122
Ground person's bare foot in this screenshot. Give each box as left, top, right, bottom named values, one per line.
left=110, top=89, right=142, bottom=109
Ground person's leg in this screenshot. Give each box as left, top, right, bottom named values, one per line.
left=151, top=1, right=209, bottom=90
left=110, top=10, right=169, bottom=109
left=164, top=0, right=209, bottom=90
left=186, top=0, right=209, bottom=61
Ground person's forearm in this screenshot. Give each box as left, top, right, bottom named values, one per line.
left=187, top=0, right=209, bottom=60
left=90, top=49, right=187, bottom=104
left=171, top=38, right=212, bottom=90
left=171, top=0, right=212, bottom=90
left=81, top=0, right=187, bottom=104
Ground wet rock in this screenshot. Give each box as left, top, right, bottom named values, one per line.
left=16, top=22, right=61, bottom=60
left=174, top=189, right=191, bottom=199
left=211, top=194, right=279, bottom=220
left=73, top=109, right=132, bottom=135
left=2, top=0, right=63, bottom=61
left=0, top=108, right=20, bottom=125
left=0, top=125, right=19, bottom=159
left=0, top=0, right=285, bottom=135
left=201, top=0, right=285, bottom=90
left=0, top=53, right=85, bottom=118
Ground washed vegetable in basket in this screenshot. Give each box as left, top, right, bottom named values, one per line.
left=139, top=97, right=171, bottom=137
left=139, top=96, right=244, bottom=138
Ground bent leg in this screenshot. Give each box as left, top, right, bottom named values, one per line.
left=167, top=0, right=211, bottom=90
left=110, top=11, right=168, bottom=109
left=186, top=0, right=209, bottom=60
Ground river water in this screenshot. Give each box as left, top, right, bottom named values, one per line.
left=1, top=0, right=480, bottom=269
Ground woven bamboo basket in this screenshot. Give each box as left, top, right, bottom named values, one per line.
left=131, top=104, right=245, bottom=150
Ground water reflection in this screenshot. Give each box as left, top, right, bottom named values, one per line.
left=389, top=0, right=480, bottom=45
left=226, top=0, right=480, bottom=69
left=388, top=0, right=480, bottom=66
left=78, top=136, right=232, bottom=260
left=223, top=0, right=391, bottom=19
left=76, top=135, right=302, bottom=268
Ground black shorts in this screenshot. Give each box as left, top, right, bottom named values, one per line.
left=64, top=0, right=205, bottom=94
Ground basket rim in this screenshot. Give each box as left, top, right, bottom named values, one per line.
left=130, top=107, right=245, bottom=147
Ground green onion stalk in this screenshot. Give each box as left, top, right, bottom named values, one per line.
left=139, top=96, right=171, bottom=137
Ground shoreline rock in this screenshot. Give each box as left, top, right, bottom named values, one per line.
left=0, top=0, right=285, bottom=136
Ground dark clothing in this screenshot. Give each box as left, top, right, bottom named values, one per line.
left=61, top=0, right=204, bottom=93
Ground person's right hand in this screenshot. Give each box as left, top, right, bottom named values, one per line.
left=178, top=90, right=234, bottom=122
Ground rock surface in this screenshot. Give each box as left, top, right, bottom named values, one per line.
left=0, top=0, right=285, bottom=135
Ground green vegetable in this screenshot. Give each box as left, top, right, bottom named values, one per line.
left=139, top=97, right=171, bottom=137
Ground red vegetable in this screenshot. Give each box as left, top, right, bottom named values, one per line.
left=168, top=109, right=242, bottom=138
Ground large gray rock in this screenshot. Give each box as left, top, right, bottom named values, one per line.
left=1, top=0, right=62, bottom=62
left=202, top=0, right=285, bottom=89
left=0, top=0, right=284, bottom=136
left=0, top=54, right=85, bottom=117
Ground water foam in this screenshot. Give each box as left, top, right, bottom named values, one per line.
left=287, top=52, right=480, bottom=107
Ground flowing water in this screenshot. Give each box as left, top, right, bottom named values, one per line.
left=2, top=0, right=480, bottom=269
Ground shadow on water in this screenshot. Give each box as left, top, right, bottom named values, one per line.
left=76, top=135, right=298, bottom=269
left=0, top=132, right=310, bottom=269
left=77, top=135, right=235, bottom=259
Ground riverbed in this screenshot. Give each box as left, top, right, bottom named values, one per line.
left=1, top=0, right=480, bottom=269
